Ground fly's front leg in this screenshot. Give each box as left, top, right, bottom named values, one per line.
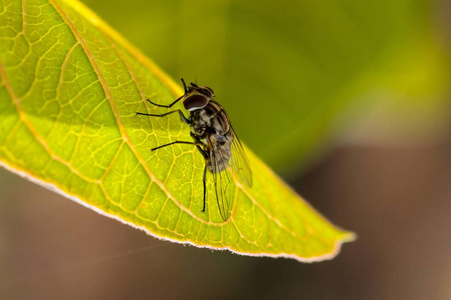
left=144, top=79, right=188, bottom=108
left=136, top=109, right=190, bottom=124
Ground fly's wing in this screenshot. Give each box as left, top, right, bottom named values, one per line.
left=211, top=164, right=233, bottom=221
left=229, top=127, right=253, bottom=187
left=209, top=137, right=233, bottom=221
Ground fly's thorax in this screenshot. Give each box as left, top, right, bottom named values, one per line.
left=189, top=101, right=230, bottom=137
left=190, top=110, right=206, bottom=137
left=202, top=101, right=230, bottom=133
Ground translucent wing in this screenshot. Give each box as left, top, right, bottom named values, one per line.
left=211, top=166, right=233, bottom=221
left=208, top=136, right=233, bottom=221
left=229, top=127, right=253, bottom=187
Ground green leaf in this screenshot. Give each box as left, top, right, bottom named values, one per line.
left=0, top=0, right=354, bottom=261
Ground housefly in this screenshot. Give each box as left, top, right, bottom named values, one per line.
left=137, top=79, right=252, bottom=221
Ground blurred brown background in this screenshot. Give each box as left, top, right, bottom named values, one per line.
left=1, top=0, right=451, bottom=299
left=2, top=136, right=451, bottom=299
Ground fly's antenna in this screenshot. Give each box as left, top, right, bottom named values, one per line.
left=190, top=76, right=199, bottom=88
left=180, top=78, right=187, bottom=94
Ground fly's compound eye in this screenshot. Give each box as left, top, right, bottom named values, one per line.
left=183, top=94, right=209, bottom=111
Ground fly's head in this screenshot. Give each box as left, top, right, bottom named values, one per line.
left=183, top=82, right=215, bottom=112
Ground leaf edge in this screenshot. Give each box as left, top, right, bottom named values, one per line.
left=0, top=160, right=356, bottom=262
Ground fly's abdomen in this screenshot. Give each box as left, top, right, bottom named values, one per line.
left=208, top=133, right=232, bottom=173
left=208, top=154, right=230, bottom=173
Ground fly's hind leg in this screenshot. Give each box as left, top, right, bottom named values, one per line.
left=202, top=165, right=207, bottom=212
left=189, top=132, right=209, bottom=213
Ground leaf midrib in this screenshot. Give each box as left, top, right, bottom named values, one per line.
left=49, top=0, right=214, bottom=225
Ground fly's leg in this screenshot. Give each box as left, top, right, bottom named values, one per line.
left=136, top=109, right=190, bottom=124
left=152, top=139, right=209, bottom=214
left=190, top=132, right=208, bottom=158
left=150, top=133, right=207, bottom=160
left=138, top=97, right=210, bottom=214
left=202, top=165, right=207, bottom=212
left=189, top=132, right=210, bottom=213
left=146, top=95, right=183, bottom=109
left=151, top=141, right=202, bottom=151
left=145, top=79, right=188, bottom=108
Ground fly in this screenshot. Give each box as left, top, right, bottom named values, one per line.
left=136, top=79, right=253, bottom=221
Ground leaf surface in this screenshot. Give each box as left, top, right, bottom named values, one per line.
left=0, top=0, right=354, bottom=261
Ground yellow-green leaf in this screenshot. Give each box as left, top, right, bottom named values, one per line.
left=0, top=0, right=354, bottom=261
